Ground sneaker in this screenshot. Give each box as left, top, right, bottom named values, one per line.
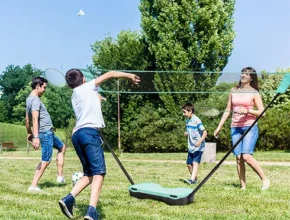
left=58, top=193, right=75, bottom=219
left=28, top=186, right=42, bottom=192
left=262, top=179, right=270, bottom=190
left=183, top=179, right=197, bottom=185
left=84, top=205, right=100, bottom=220
left=56, top=176, right=65, bottom=184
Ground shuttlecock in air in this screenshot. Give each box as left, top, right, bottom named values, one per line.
left=77, top=9, right=85, bottom=16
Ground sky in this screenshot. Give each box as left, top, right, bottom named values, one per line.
left=1, top=0, right=290, bottom=75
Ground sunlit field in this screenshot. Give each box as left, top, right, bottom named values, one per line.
left=0, top=150, right=290, bottom=219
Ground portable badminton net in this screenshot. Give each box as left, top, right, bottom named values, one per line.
left=43, top=68, right=290, bottom=205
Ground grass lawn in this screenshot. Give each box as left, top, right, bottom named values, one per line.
left=0, top=150, right=290, bottom=219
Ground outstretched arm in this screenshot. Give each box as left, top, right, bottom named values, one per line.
left=95, top=71, right=140, bottom=86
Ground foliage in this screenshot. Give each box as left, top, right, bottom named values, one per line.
left=121, top=103, right=186, bottom=152
left=260, top=68, right=290, bottom=108
left=0, top=64, right=41, bottom=122
left=91, top=30, right=151, bottom=147
left=42, top=85, right=74, bottom=128
left=63, top=117, right=76, bottom=148
left=140, top=0, right=236, bottom=112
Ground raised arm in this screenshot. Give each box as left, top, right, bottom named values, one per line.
left=95, top=71, right=140, bottom=86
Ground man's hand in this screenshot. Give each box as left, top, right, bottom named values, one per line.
left=32, top=138, right=40, bottom=150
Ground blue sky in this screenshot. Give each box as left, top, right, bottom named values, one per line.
left=1, top=0, right=290, bottom=74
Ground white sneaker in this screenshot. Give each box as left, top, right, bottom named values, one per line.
left=56, top=176, right=65, bottom=183
left=28, top=186, right=42, bottom=192
left=262, top=179, right=270, bottom=190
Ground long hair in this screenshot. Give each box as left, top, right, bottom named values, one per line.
left=236, top=67, right=259, bottom=91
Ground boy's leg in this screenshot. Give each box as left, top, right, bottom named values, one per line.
left=89, top=175, right=104, bottom=207
left=190, top=162, right=199, bottom=181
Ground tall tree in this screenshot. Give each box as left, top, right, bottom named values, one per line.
left=0, top=64, right=41, bottom=122
left=139, top=0, right=236, bottom=112
left=91, top=30, right=150, bottom=146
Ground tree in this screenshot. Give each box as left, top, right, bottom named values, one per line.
left=92, top=30, right=150, bottom=146
left=139, top=0, right=236, bottom=113
left=0, top=64, right=41, bottom=122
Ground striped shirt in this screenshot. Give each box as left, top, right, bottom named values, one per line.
left=185, top=115, right=206, bottom=153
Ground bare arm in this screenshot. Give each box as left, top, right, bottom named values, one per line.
left=249, top=93, right=265, bottom=117
left=195, top=130, right=207, bottom=147
left=31, top=110, right=40, bottom=149
left=214, top=92, right=232, bottom=137
left=25, top=111, right=32, bottom=135
left=95, top=71, right=140, bottom=86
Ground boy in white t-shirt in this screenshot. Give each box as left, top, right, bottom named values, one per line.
left=58, top=69, right=140, bottom=220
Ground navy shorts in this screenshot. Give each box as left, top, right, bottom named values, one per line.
left=186, top=151, right=203, bottom=164
left=39, top=129, right=64, bottom=162
left=72, top=127, right=106, bottom=176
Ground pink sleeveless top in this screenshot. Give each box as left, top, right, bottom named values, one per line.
left=231, top=89, right=257, bottom=127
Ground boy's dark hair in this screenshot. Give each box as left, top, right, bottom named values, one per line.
left=182, top=103, right=195, bottom=113
left=31, top=77, right=48, bottom=89
left=65, top=69, right=84, bottom=89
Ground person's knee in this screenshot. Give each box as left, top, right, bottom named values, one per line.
left=236, top=155, right=243, bottom=163
left=40, top=161, right=50, bottom=169
left=242, top=154, right=253, bottom=163
left=60, top=145, right=67, bottom=154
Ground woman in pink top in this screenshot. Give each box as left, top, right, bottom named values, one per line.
left=214, top=67, right=270, bottom=190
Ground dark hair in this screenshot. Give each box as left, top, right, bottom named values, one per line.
left=236, top=67, right=259, bottom=91
left=182, top=103, right=195, bottom=113
left=65, top=69, right=84, bottom=89
left=31, top=77, right=48, bottom=89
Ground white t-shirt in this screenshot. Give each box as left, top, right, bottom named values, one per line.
left=71, top=80, right=105, bottom=133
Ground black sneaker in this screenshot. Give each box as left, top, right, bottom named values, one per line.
left=58, top=193, right=75, bottom=219
left=84, top=205, right=100, bottom=220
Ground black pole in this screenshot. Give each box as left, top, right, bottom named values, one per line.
left=192, top=93, right=280, bottom=195
left=99, top=131, right=135, bottom=185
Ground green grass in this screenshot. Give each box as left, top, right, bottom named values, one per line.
left=0, top=122, right=65, bottom=148
left=0, top=150, right=290, bottom=219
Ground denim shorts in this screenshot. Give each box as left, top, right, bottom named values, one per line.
left=231, top=124, right=258, bottom=156
left=72, top=127, right=106, bottom=176
left=39, top=129, right=64, bottom=162
left=186, top=151, right=203, bottom=164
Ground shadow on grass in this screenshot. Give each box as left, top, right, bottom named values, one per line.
left=223, top=182, right=240, bottom=188
left=76, top=203, right=104, bottom=219
left=39, top=181, right=67, bottom=188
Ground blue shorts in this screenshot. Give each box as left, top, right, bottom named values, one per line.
left=231, top=125, right=258, bottom=156
left=72, top=127, right=106, bottom=176
left=186, top=151, right=203, bottom=164
left=39, top=129, right=64, bottom=162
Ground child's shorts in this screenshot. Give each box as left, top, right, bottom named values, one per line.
left=72, top=127, right=106, bottom=176
left=186, top=151, right=203, bottom=164
left=231, top=124, right=258, bottom=156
